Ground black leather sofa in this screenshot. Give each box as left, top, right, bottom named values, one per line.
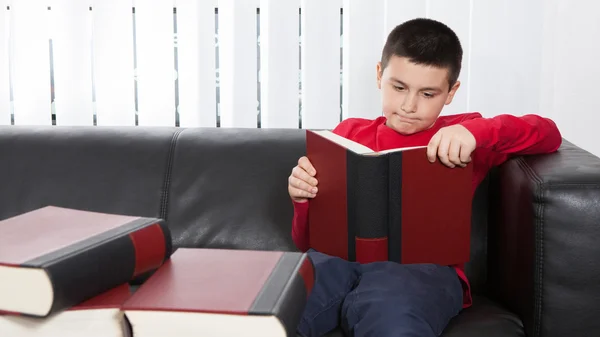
left=1, top=125, right=599, bottom=337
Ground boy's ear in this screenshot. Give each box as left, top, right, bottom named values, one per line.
left=445, top=80, right=461, bottom=105
left=376, top=62, right=382, bottom=89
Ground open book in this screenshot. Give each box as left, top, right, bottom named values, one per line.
left=306, top=129, right=473, bottom=265
left=309, top=129, right=426, bottom=155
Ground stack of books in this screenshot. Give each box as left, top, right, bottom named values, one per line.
left=0, top=206, right=313, bottom=337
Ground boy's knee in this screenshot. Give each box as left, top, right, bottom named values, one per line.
left=297, top=251, right=362, bottom=337
left=341, top=263, right=463, bottom=337
left=308, top=250, right=361, bottom=286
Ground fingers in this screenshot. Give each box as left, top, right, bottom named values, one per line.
left=448, top=139, right=465, bottom=167
left=289, top=185, right=317, bottom=199
left=292, top=165, right=318, bottom=187
left=289, top=173, right=318, bottom=194
left=427, top=133, right=441, bottom=162
left=288, top=157, right=319, bottom=201
left=288, top=174, right=317, bottom=200
left=459, top=146, right=472, bottom=164
left=428, top=127, right=474, bottom=168
left=298, top=156, right=316, bottom=176
left=436, top=134, right=454, bottom=168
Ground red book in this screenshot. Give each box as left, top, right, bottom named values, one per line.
left=0, top=283, right=133, bottom=337
left=122, top=248, right=314, bottom=337
left=0, top=206, right=172, bottom=317
left=306, top=129, right=473, bottom=265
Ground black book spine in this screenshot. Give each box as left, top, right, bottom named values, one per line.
left=249, top=252, right=313, bottom=337
left=387, top=152, right=403, bottom=263
left=24, top=218, right=171, bottom=316
left=346, top=152, right=389, bottom=262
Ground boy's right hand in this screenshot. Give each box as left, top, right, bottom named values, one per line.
left=288, top=156, right=318, bottom=203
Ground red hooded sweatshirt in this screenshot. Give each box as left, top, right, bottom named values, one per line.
left=291, top=112, right=562, bottom=308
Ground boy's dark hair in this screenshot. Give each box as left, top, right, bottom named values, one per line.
left=381, top=18, right=463, bottom=89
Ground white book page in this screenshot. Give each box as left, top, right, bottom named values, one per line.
left=311, top=130, right=375, bottom=154
left=312, top=130, right=426, bottom=155
left=376, top=145, right=427, bottom=154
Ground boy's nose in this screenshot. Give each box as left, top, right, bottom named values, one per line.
left=401, top=95, right=417, bottom=113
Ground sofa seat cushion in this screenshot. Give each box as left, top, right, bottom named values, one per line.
left=315, top=296, right=523, bottom=337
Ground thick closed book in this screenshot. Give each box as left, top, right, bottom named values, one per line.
left=0, top=283, right=133, bottom=337
left=122, top=248, right=315, bottom=337
left=306, top=129, right=472, bottom=265
left=0, top=206, right=172, bottom=317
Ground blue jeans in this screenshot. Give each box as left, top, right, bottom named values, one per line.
left=297, top=249, right=464, bottom=337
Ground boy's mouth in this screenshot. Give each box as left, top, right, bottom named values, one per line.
left=394, top=114, right=418, bottom=123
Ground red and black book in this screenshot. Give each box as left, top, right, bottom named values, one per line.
left=306, top=129, right=473, bottom=265
left=0, top=283, right=133, bottom=337
left=122, top=248, right=314, bottom=337
left=0, top=206, right=172, bottom=317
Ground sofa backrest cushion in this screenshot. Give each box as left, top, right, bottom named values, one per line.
left=166, top=128, right=305, bottom=252
left=0, top=126, right=179, bottom=221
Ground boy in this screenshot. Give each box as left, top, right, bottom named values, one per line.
left=287, top=18, right=562, bottom=337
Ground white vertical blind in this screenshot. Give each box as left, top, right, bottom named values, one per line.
left=259, top=0, right=299, bottom=129
left=91, top=0, right=136, bottom=126
left=539, top=0, right=557, bottom=122
left=383, top=0, right=425, bottom=38
left=342, top=0, right=384, bottom=120
left=218, top=0, right=259, bottom=128
left=469, top=0, right=543, bottom=117
left=2, top=0, right=591, bottom=160
left=427, top=0, right=470, bottom=116
left=175, top=0, right=217, bottom=127
left=300, top=0, right=341, bottom=130
left=11, top=0, right=52, bottom=125
left=0, top=2, right=10, bottom=125
left=51, top=0, right=93, bottom=125
left=135, top=0, right=176, bottom=126
left=539, top=0, right=600, bottom=156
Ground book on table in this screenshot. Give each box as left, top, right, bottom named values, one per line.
left=121, top=248, right=314, bottom=337
left=306, top=129, right=473, bottom=265
left=0, top=206, right=172, bottom=317
left=0, top=283, right=133, bottom=337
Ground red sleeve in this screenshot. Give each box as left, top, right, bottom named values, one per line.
left=291, top=200, right=310, bottom=252
left=460, top=114, right=562, bottom=156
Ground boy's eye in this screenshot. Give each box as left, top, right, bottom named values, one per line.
left=423, top=92, right=434, bottom=98
left=393, top=85, right=405, bottom=91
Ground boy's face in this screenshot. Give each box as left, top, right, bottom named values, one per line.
left=377, top=55, right=460, bottom=135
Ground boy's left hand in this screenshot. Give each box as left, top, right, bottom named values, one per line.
left=427, top=125, right=476, bottom=168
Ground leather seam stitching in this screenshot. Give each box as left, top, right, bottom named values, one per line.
left=515, top=157, right=544, bottom=337
left=534, top=185, right=545, bottom=337
left=159, top=129, right=183, bottom=221
left=540, top=183, right=600, bottom=188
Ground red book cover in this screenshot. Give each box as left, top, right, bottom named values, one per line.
left=122, top=248, right=314, bottom=337
left=0, top=206, right=172, bottom=317
left=0, top=283, right=133, bottom=337
left=306, top=129, right=472, bottom=265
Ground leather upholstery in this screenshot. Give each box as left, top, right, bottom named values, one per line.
left=166, top=127, right=305, bottom=251
left=487, top=139, right=600, bottom=337
left=0, top=126, right=178, bottom=220
left=1, top=126, right=597, bottom=337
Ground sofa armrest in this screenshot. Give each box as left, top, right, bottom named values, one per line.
left=487, top=139, right=600, bottom=337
